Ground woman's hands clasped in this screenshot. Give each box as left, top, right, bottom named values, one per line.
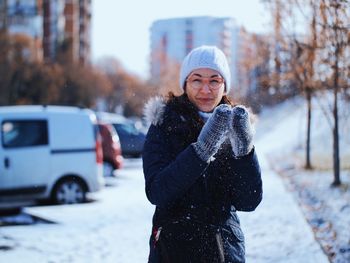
left=193, top=104, right=254, bottom=162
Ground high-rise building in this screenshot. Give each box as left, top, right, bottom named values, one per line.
left=0, top=0, right=8, bottom=30
left=77, top=0, right=91, bottom=64
left=1, top=0, right=91, bottom=64
left=150, top=16, right=240, bottom=92
left=2, top=0, right=43, bottom=60
left=43, top=0, right=65, bottom=62
left=43, top=0, right=91, bottom=64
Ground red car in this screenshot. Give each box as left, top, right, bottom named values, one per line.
left=98, top=122, right=123, bottom=177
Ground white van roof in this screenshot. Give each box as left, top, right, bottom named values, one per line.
left=0, top=105, right=96, bottom=121
left=0, top=105, right=92, bottom=114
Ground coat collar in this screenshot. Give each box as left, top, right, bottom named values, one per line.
left=143, top=96, right=166, bottom=126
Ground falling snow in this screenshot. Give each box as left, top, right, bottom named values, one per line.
left=1, top=94, right=348, bottom=262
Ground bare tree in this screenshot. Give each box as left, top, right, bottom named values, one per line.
left=156, top=57, right=182, bottom=97
left=0, top=31, right=12, bottom=104
left=263, top=0, right=302, bottom=101
left=264, top=0, right=350, bottom=185
left=317, top=0, right=349, bottom=185
left=236, top=28, right=271, bottom=111
left=58, top=63, right=112, bottom=108
left=288, top=0, right=321, bottom=169
left=96, top=57, right=155, bottom=116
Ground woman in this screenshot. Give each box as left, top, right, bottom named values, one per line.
left=142, top=45, right=262, bottom=263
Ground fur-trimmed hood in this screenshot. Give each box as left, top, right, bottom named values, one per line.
left=143, top=94, right=205, bottom=145
left=143, top=96, right=166, bottom=127
left=142, top=94, right=203, bottom=128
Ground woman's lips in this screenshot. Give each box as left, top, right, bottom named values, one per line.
left=197, top=98, right=213, bottom=103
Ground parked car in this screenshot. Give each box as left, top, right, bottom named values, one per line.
left=0, top=105, right=104, bottom=207
left=96, top=112, right=146, bottom=158
left=97, top=122, right=123, bottom=177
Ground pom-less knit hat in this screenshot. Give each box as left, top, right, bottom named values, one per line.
left=179, top=45, right=231, bottom=93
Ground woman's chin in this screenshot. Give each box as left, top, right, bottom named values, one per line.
left=195, top=102, right=215, bottom=112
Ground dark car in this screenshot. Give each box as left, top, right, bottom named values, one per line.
left=98, top=122, right=123, bottom=177
left=97, top=112, right=146, bottom=158
left=112, top=120, right=146, bottom=157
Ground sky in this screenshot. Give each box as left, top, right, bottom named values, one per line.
left=91, top=0, right=271, bottom=79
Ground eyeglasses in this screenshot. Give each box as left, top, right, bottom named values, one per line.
left=186, top=74, right=224, bottom=90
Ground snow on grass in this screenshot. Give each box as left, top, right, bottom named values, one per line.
left=265, top=93, right=350, bottom=263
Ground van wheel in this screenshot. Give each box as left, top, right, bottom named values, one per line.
left=103, top=161, right=115, bottom=177
left=52, top=178, right=86, bottom=204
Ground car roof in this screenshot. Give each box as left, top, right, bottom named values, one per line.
left=96, top=111, right=127, bottom=123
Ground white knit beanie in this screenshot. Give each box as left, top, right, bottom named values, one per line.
left=179, top=45, right=231, bottom=93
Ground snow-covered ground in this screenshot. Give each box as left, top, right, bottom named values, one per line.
left=1, top=94, right=348, bottom=262
left=239, top=97, right=329, bottom=263
left=0, top=159, right=154, bottom=262
left=263, top=94, right=350, bottom=263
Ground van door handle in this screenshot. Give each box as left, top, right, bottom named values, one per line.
left=4, top=157, right=10, bottom=168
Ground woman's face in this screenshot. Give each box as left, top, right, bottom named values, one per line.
left=185, top=68, right=226, bottom=112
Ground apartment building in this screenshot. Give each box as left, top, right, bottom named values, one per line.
left=43, top=0, right=65, bottom=62
left=1, top=0, right=43, bottom=61
left=77, top=0, right=91, bottom=64
left=150, top=16, right=240, bottom=93
left=44, top=0, right=91, bottom=64
left=1, top=0, right=91, bottom=64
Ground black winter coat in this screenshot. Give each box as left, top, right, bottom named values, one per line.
left=142, top=94, right=262, bottom=263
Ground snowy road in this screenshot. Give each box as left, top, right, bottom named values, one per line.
left=0, top=101, right=330, bottom=262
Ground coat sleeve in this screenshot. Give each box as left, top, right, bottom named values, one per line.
left=142, top=124, right=208, bottom=208
left=224, top=147, right=263, bottom=212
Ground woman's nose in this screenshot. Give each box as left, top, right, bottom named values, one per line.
left=199, top=83, right=211, bottom=93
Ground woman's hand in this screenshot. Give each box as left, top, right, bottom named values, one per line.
left=193, top=104, right=231, bottom=162
left=228, top=105, right=254, bottom=157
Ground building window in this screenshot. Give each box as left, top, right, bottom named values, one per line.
left=185, top=29, right=193, bottom=54
left=185, top=19, right=193, bottom=55
left=185, top=19, right=193, bottom=27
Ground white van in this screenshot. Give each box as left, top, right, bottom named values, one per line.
left=0, top=105, right=104, bottom=207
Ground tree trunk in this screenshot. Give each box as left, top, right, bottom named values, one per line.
left=305, top=88, right=312, bottom=169
left=332, top=58, right=341, bottom=186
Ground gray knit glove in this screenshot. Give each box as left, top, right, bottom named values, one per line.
left=193, top=104, right=231, bottom=162
left=228, top=105, right=254, bottom=157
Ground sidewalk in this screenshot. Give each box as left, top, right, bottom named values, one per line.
left=238, top=103, right=329, bottom=263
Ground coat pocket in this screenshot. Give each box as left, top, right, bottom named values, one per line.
left=157, top=220, right=224, bottom=263
left=228, top=224, right=245, bottom=242
left=157, top=221, right=192, bottom=262
left=221, top=224, right=245, bottom=263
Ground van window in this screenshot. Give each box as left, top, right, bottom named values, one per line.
left=2, top=120, right=48, bottom=148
